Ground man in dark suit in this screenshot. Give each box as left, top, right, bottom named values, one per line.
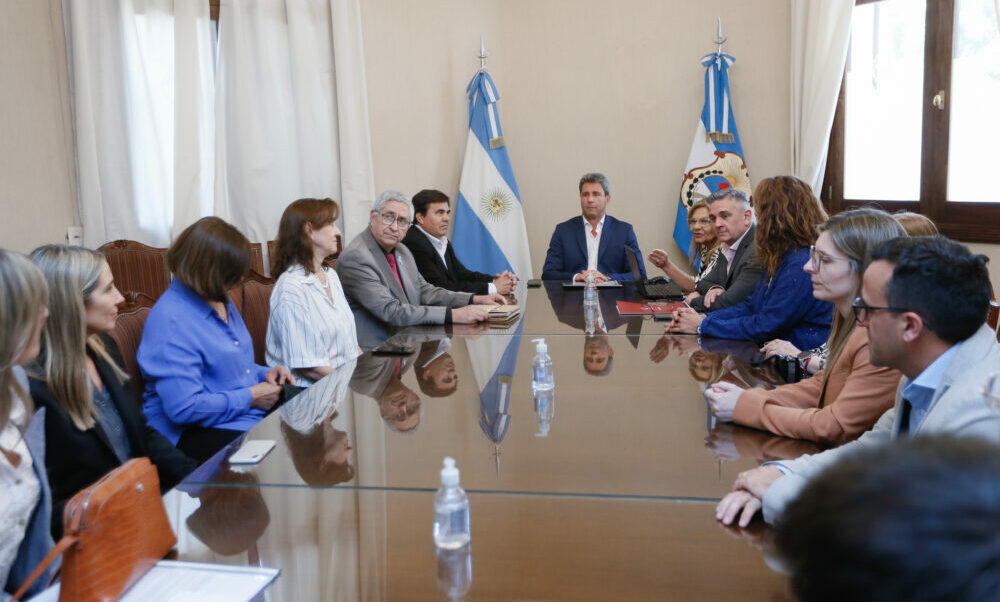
left=402, top=189, right=516, bottom=295
left=541, top=173, right=645, bottom=282
left=688, top=189, right=763, bottom=312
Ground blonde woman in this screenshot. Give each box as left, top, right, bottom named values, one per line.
left=28, top=245, right=197, bottom=538
left=647, top=200, right=721, bottom=293
left=703, top=208, right=906, bottom=445
left=0, top=249, right=53, bottom=598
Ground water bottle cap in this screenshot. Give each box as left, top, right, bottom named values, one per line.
left=532, top=338, right=547, bottom=353
left=441, top=456, right=460, bottom=486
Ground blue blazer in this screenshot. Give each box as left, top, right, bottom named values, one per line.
left=541, top=215, right=646, bottom=282
left=699, top=247, right=833, bottom=350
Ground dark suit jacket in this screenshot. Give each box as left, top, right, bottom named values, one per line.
left=541, top=215, right=645, bottom=282
left=690, top=223, right=763, bottom=312
left=402, top=226, right=493, bottom=294
left=29, top=335, right=198, bottom=538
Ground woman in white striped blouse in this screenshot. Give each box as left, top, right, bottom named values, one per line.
left=266, top=199, right=361, bottom=386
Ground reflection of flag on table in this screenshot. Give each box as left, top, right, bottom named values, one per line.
left=467, top=321, right=524, bottom=447
left=674, top=52, right=752, bottom=262
left=452, top=70, right=533, bottom=279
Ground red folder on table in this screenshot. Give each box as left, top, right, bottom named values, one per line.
left=615, top=300, right=686, bottom=316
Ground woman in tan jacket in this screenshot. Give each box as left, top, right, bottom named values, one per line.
left=704, top=208, right=905, bottom=446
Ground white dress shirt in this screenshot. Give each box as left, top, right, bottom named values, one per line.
left=267, top=264, right=359, bottom=386
left=417, top=225, right=497, bottom=294
left=584, top=215, right=606, bottom=272
left=0, top=374, right=41, bottom=590
left=722, top=226, right=751, bottom=277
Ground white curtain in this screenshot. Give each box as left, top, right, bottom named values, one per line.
left=215, top=0, right=375, bottom=250
left=64, top=0, right=215, bottom=248
left=65, top=0, right=374, bottom=250
left=789, top=0, right=854, bottom=196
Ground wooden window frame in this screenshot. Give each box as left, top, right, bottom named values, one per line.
left=821, top=0, right=1000, bottom=243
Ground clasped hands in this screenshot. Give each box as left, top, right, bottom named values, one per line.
left=574, top=269, right=609, bottom=283
left=492, top=271, right=518, bottom=295
left=715, top=465, right=783, bottom=528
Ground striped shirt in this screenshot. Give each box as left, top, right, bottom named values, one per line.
left=267, top=264, right=359, bottom=386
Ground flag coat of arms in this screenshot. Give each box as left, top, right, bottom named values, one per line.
left=674, top=52, right=753, bottom=262
left=452, top=70, right=533, bottom=279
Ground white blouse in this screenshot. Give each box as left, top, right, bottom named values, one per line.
left=0, top=370, right=41, bottom=590
left=266, top=264, right=359, bottom=386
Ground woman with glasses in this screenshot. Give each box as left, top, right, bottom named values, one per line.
left=139, top=217, right=294, bottom=461
left=667, top=176, right=833, bottom=351
left=267, top=198, right=360, bottom=386
left=0, top=250, right=53, bottom=598
left=701, top=208, right=906, bottom=445
left=647, top=199, right=721, bottom=294
left=27, top=245, right=198, bottom=538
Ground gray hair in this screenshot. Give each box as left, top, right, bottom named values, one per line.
left=372, top=190, right=414, bottom=218
left=706, top=188, right=751, bottom=211
left=579, top=173, right=610, bottom=196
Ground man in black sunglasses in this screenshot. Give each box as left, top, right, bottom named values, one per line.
left=716, top=235, right=1000, bottom=528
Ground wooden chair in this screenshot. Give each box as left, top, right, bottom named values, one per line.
left=249, top=242, right=265, bottom=276
left=989, top=300, right=1000, bottom=333
left=107, top=303, right=154, bottom=403
left=230, top=270, right=275, bottom=365
left=267, top=239, right=279, bottom=273
left=98, top=240, right=170, bottom=301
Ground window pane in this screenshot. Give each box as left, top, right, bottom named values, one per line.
left=844, top=0, right=926, bottom=201
left=947, top=0, right=1000, bottom=203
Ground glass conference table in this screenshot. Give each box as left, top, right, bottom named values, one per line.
left=167, top=286, right=814, bottom=600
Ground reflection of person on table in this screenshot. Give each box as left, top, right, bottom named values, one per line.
left=703, top=209, right=905, bottom=446
left=279, top=359, right=357, bottom=485
left=414, top=339, right=458, bottom=397
left=705, top=422, right=821, bottom=463
left=349, top=336, right=440, bottom=432
left=583, top=334, right=614, bottom=376
left=185, top=467, right=271, bottom=556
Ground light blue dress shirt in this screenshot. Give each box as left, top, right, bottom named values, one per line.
left=138, top=280, right=270, bottom=444
left=899, top=344, right=959, bottom=432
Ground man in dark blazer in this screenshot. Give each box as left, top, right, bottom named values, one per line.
left=541, top=173, right=646, bottom=282
left=336, top=190, right=507, bottom=350
left=402, top=189, right=515, bottom=295
left=688, top=189, right=763, bottom=312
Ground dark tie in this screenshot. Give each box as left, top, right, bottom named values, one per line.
left=386, top=252, right=404, bottom=291
left=898, top=398, right=912, bottom=435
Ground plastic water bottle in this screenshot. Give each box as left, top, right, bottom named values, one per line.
left=436, top=544, right=472, bottom=601
left=533, top=387, right=555, bottom=436
left=433, top=457, right=470, bottom=550
left=531, top=338, right=554, bottom=391
left=584, top=272, right=597, bottom=307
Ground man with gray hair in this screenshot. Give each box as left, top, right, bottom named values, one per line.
left=685, top=188, right=762, bottom=312
left=336, top=190, right=506, bottom=349
left=541, top=173, right=645, bottom=283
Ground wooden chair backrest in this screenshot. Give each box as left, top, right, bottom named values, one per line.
left=98, top=240, right=170, bottom=300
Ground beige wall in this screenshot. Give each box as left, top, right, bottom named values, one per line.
left=3, top=0, right=1000, bottom=285
left=0, top=0, right=78, bottom=253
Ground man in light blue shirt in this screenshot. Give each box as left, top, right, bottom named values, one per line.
left=716, top=236, right=1000, bottom=527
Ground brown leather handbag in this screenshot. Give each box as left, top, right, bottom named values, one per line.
left=12, top=457, right=177, bottom=601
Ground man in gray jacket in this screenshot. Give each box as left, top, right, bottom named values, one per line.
left=336, top=190, right=505, bottom=350
left=716, top=236, right=1000, bottom=527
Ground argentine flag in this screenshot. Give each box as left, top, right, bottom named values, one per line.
left=674, top=52, right=752, bottom=262
left=453, top=70, right=533, bottom=279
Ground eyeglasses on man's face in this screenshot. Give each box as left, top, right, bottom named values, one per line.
left=375, top=210, right=410, bottom=230
left=851, top=296, right=909, bottom=325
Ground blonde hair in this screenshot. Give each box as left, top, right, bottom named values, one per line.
left=0, top=250, right=48, bottom=432
left=816, top=208, right=906, bottom=392
left=893, top=211, right=939, bottom=237
left=30, top=245, right=127, bottom=431
left=687, top=200, right=721, bottom=264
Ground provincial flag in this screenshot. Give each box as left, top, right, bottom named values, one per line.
left=452, top=70, right=533, bottom=279
left=674, top=52, right=753, bottom=263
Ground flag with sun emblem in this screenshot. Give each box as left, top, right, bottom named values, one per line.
left=674, top=51, right=753, bottom=262
left=452, top=70, right=533, bottom=279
